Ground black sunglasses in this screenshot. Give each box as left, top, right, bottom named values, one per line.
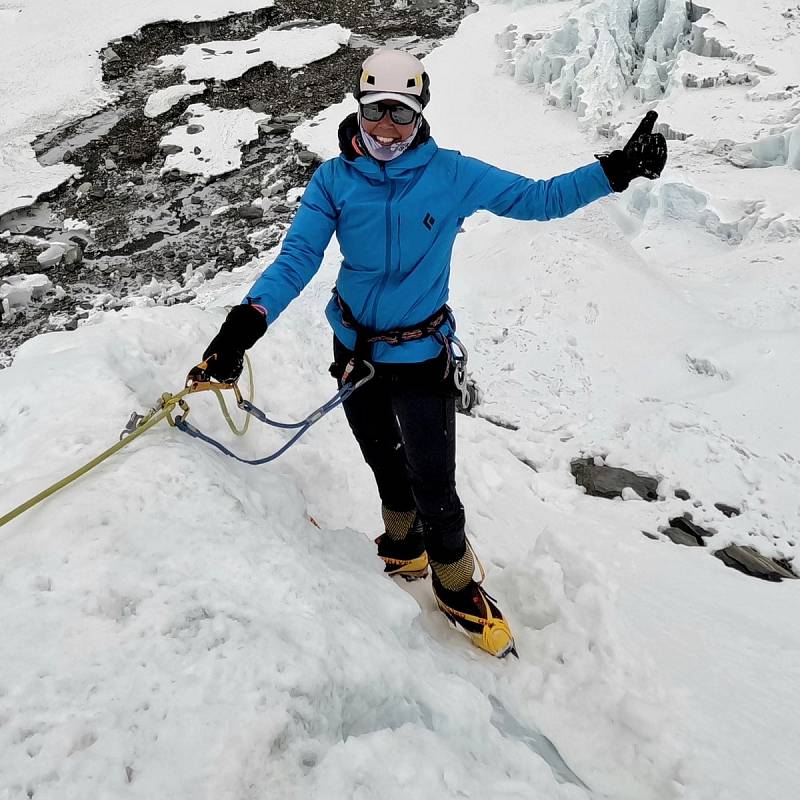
left=360, top=101, right=417, bottom=125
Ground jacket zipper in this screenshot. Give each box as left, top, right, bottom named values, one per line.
left=368, top=165, right=396, bottom=328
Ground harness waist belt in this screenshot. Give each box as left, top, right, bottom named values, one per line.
left=334, top=287, right=450, bottom=347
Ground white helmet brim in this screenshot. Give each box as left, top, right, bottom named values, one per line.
left=358, top=91, right=423, bottom=114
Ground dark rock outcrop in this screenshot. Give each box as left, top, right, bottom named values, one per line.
left=570, top=458, right=659, bottom=501
left=714, top=503, right=741, bottom=518
left=663, top=527, right=705, bottom=547
left=668, top=514, right=715, bottom=543
left=714, top=545, right=797, bottom=582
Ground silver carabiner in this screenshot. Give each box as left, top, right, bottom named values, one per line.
left=448, top=335, right=470, bottom=409
left=119, top=411, right=146, bottom=441
left=353, top=360, right=376, bottom=389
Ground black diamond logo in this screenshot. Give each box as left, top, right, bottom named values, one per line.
left=423, top=212, right=435, bottom=230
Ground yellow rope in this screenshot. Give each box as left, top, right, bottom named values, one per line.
left=0, top=405, right=171, bottom=530
left=208, top=355, right=254, bottom=437
left=0, top=356, right=254, bottom=531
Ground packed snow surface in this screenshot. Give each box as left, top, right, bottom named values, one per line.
left=157, top=23, right=352, bottom=82
left=0, top=144, right=77, bottom=222
left=0, top=273, right=52, bottom=313
left=144, top=83, right=208, bottom=119
left=159, top=104, right=266, bottom=179
left=0, top=0, right=276, bottom=216
left=2, top=1, right=800, bottom=799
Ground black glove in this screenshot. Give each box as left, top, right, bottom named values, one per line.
left=597, top=110, right=667, bottom=192
left=202, top=303, right=267, bottom=382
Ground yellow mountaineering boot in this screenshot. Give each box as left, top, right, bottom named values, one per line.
left=430, top=543, right=517, bottom=659
left=375, top=507, right=429, bottom=581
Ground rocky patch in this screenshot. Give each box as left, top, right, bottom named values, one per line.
left=571, top=460, right=796, bottom=581
left=0, top=0, right=473, bottom=364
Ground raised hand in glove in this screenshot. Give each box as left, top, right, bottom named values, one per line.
left=597, top=110, right=668, bottom=192
left=201, top=303, right=267, bottom=383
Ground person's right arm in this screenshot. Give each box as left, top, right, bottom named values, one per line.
left=244, top=162, right=338, bottom=323
left=201, top=162, right=338, bottom=382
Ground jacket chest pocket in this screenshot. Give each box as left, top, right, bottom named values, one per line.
left=396, top=199, right=452, bottom=272
left=337, top=193, right=389, bottom=263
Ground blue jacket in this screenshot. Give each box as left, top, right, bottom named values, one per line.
left=245, top=129, right=612, bottom=362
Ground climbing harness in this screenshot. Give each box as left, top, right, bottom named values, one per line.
left=0, top=355, right=374, bottom=530
left=333, top=287, right=472, bottom=407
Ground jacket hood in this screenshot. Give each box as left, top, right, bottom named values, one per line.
left=336, top=112, right=436, bottom=177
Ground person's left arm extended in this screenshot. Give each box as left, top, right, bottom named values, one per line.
left=460, top=111, right=667, bottom=220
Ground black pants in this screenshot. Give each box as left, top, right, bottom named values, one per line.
left=333, top=336, right=466, bottom=564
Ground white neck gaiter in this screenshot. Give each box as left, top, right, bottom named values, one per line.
left=359, top=115, right=421, bottom=162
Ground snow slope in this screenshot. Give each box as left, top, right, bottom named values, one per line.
left=0, top=0, right=275, bottom=217
left=2, top=1, right=799, bottom=799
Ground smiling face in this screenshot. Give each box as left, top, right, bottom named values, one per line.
left=359, top=101, right=418, bottom=145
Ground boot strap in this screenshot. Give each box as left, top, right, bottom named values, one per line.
left=435, top=585, right=497, bottom=628
left=380, top=555, right=418, bottom=567
left=433, top=539, right=495, bottom=626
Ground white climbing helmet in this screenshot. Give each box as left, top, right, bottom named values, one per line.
left=355, top=49, right=430, bottom=113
